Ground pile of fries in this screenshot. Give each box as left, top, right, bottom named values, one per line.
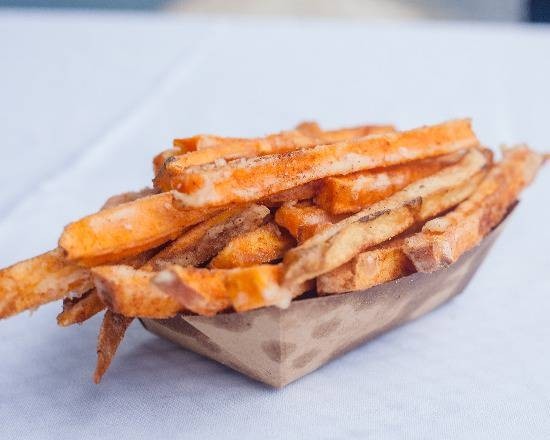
left=0, top=119, right=546, bottom=383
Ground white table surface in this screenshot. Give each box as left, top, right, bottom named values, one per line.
left=0, top=10, right=549, bottom=440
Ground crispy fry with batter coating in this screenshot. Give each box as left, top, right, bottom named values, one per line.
left=209, top=223, right=295, bottom=269
left=93, top=310, right=133, bottom=383
left=57, top=289, right=105, bottom=326
left=261, top=180, right=321, bottom=207
left=153, top=149, right=180, bottom=175
left=274, top=201, right=343, bottom=242
left=157, top=124, right=394, bottom=191
left=100, top=188, right=157, bottom=210
left=403, top=146, right=544, bottom=272
left=0, top=189, right=158, bottom=320
left=282, top=148, right=489, bottom=285
left=93, top=266, right=181, bottom=318
left=315, top=150, right=467, bottom=214
left=91, top=206, right=267, bottom=318
left=317, top=236, right=415, bottom=294
left=154, top=264, right=310, bottom=316
left=56, top=247, right=159, bottom=326
left=155, top=131, right=319, bottom=190
left=141, top=205, right=270, bottom=270
left=59, top=192, right=219, bottom=266
left=170, top=119, right=478, bottom=209
left=0, top=249, right=91, bottom=319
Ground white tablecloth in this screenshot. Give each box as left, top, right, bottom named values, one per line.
left=0, top=10, right=549, bottom=440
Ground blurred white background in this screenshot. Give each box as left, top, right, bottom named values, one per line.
left=2, top=0, right=550, bottom=22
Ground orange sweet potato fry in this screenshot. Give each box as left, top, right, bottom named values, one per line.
left=59, top=192, right=219, bottom=266
left=282, top=148, right=489, bottom=286
left=154, top=264, right=310, bottom=316
left=404, top=146, right=544, bottom=272
left=93, top=310, right=134, bottom=383
left=100, top=188, right=157, bottom=210
left=91, top=205, right=266, bottom=317
left=274, top=201, right=344, bottom=242
left=0, top=249, right=91, bottom=319
left=55, top=247, right=159, bottom=326
left=315, top=150, right=467, bottom=214
left=170, top=119, right=479, bottom=209
left=93, top=266, right=182, bottom=318
left=57, top=289, right=106, bottom=326
left=209, top=223, right=295, bottom=269
left=316, top=236, right=415, bottom=295
left=155, top=130, right=318, bottom=190
left=157, top=125, right=396, bottom=191
left=140, top=204, right=270, bottom=270
left=261, top=180, right=321, bottom=207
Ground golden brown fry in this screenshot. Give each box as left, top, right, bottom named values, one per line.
left=59, top=192, right=219, bottom=266
left=171, top=119, right=479, bottom=209
left=0, top=188, right=158, bottom=320
left=141, top=205, right=270, bottom=271
left=93, top=310, right=133, bottom=384
left=0, top=249, right=92, bottom=320
left=155, top=131, right=318, bottom=190
left=315, top=150, right=467, bottom=214
left=404, top=145, right=544, bottom=272
left=100, top=188, right=157, bottom=210
left=55, top=247, right=159, bottom=326
left=157, top=124, right=394, bottom=191
left=209, top=223, right=295, bottom=269
left=153, top=149, right=180, bottom=175
left=91, top=205, right=266, bottom=318
left=316, top=236, right=415, bottom=294
left=93, top=266, right=181, bottom=318
left=57, top=289, right=106, bottom=326
left=154, top=264, right=310, bottom=316
left=151, top=266, right=229, bottom=316
left=274, top=201, right=343, bottom=242
left=261, top=180, right=321, bottom=207
left=282, top=148, right=489, bottom=286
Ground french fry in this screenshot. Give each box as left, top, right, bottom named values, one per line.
left=157, top=124, right=395, bottom=191
left=261, top=180, right=321, bottom=207
left=0, top=249, right=91, bottom=319
left=282, top=148, right=489, bottom=286
left=59, top=192, right=219, bottom=266
left=274, top=201, right=343, bottom=242
left=92, top=206, right=266, bottom=317
left=93, top=266, right=181, bottom=318
left=93, top=310, right=133, bottom=384
left=57, top=289, right=106, bottom=326
left=56, top=247, right=159, bottom=326
left=315, top=150, right=467, bottom=214
left=403, top=146, right=544, bottom=272
left=155, top=131, right=318, bottom=190
left=153, top=149, right=180, bottom=175
left=140, top=204, right=270, bottom=270
left=316, top=236, right=415, bottom=294
left=154, top=264, right=311, bottom=316
left=209, top=223, right=295, bottom=269
left=170, top=119, right=479, bottom=209
left=100, top=188, right=157, bottom=210
left=0, top=188, right=159, bottom=320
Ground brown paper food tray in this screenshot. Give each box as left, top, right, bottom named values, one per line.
left=141, top=213, right=510, bottom=388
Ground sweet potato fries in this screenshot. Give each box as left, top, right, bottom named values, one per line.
left=0, top=118, right=545, bottom=383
